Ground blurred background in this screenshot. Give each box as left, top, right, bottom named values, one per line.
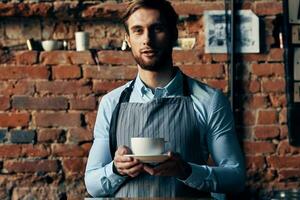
left=0, top=0, right=299, bottom=199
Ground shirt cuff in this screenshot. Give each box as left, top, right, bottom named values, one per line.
left=177, top=162, right=212, bottom=189
left=105, top=161, right=128, bottom=185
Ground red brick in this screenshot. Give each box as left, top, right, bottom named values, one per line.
left=83, top=65, right=137, bottom=80
left=37, top=128, right=64, bottom=143
left=12, top=96, right=68, bottom=110
left=245, top=155, right=266, bottom=169
left=82, top=3, right=126, bottom=19
left=265, top=169, right=276, bottom=181
left=0, top=80, right=35, bottom=96
left=241, top=53, right=268, bottom=62
left=211, top=54, right=229, bottom=62
left=269, top=182, right=300, bottom=190
left=272, top=63, right=285, bottom=76
left=36, top=80, right=92, bottom=95
left=266, top=35, right=275, bottom=47
left=252, top=63, right=284, bottom=77
left=68, top=51, right=95, bottom=64
left=245, top=94, right=268, bottom=109
left=278, top=169, right=300, bottom=181
left=51, top=144, right=87, bottom=157
left=279, top=108, right=287, bottom=124
left=202, top=54, right=212, bottom=63
left=53, top=1, right=79, bottom=19
left=173, top=2, right=224, bottom=15
left=12, top=186, right=63, bottom=200
left=269, top=94, right=286, bottom=107
left=68, top=128, right=93, bottom=143
left=268, top=48, right=284, bottom=61
left=15, top=51, right=38, bottom=65
left=277, top=140, right=300, bottom=155
left=85, top=112, right=97, bottom=128
left=0, top=96, right=10, bottom=110
left=0, top=3, right=16, bottom=16
left=62, top=158, right=87, bottom=173
left=93, top=80, right=127, bottom=93
left=243, top=141, right=276, bottom=154
left=280, top=125, right=288, bottom=139
left=52, top=65, right=81, bottom=79
left=180, top=64, right=224, bottom=78
left=34, top=112, right=81, bottom=127
left=185, top=18, right=202, bottom=34
left=69, top=96, right=96, bottom=110
left=0, top=188, right=7, bottom=200
left=236, top=110, right=256, bottom=126
left=0, top=144, right=22, bottom=158
left=81, top=143, right=92, bottom=155
left=98, top=50, right=135, bottom=65
left=205, top=80, right=228, bottom=91
left=253, top=2, right=282, bottom=16
left=4, top=160, right=58, bottom=173
left=246, top=80, right=261, bottom=93
left=0, top=66, right=49, bottom=80
left=0, top=113, right=30, bottom=127
left=173, top=50, right=202, bottom=64
left=257, top=110, right=277, bottom=125
left=254, top=126, right=280, bottom=139
left=21, top=144, right=50, bottom=157
left=22, top=3, right=52, bottom=17
left=40, top=51, right=70, bottom=65
left=267, top=156, right=300, bottom=168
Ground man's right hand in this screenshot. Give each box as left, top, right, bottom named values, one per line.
left=113, top=145, right=144, bottom=178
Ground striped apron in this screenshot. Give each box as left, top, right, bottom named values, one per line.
left=109, top=74, right=210, bottom=197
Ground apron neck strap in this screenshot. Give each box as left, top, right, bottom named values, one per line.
left=119, top=72, right=190, bottom=103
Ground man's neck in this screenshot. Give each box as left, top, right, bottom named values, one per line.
left=138, top=65, right=176, bottom=89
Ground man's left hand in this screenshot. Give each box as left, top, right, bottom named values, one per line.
left=143, top=151, right=192, bottom=180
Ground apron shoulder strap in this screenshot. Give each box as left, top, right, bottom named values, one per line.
left=109, top=80, right=135, bottom=159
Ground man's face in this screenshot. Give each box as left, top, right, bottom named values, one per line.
left=125, top=8, right=173, bottom=71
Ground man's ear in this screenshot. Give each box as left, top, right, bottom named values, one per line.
left=125, top=34, right=131, bottom=48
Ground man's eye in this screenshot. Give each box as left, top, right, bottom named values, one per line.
left=133, top=29, right=143, bottom=34
left=154, top=26, right=164, bottom=32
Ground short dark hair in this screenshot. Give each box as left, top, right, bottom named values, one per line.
left=121, top=0, right=178, bottom=42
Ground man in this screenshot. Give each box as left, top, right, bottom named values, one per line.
left=85, top=0, right=245, bottom=199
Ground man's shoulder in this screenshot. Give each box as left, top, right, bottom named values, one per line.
left=101, top=81, right=132, bottom=105
left=187, top=76, right=221, bottom=101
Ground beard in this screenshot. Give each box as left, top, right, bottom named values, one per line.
left=132, top=46, right=173, bottom=72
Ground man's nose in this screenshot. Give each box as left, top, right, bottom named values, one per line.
left=143, top=30, right=153, bottom=46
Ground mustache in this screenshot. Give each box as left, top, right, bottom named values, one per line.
left=140, top=47, right=158, bottom=53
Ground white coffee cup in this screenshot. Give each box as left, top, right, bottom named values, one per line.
left=75, top=31, right=89, bottom=51
left=131, top=137, right=165, bottom=155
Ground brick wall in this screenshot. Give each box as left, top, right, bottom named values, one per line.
left=1, top=0, right=300, bottom=199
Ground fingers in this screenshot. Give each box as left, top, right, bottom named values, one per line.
left=114, top=146, right=145, bottom=177
left=123, top=163, right=144, bottom=177
left=116, top=158, right=139, bottom=169
left=143, top=161, right=173, bottom=176
left=143, top=165, right=155, bottom=175
left=116, top=145, right=132, bottom=155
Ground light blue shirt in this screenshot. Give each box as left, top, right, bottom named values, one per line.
left=85, top=69, right=245, bottom=198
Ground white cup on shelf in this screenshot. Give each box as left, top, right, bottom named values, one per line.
left=75, top=31, right=89, bottom=51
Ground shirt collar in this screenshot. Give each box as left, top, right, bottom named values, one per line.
left=134, top=67, right=184, bottom=97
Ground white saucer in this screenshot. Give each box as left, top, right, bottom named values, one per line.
left=124, top=154, right=169, bottom=163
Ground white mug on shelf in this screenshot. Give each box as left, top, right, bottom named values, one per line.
left=75, top=31, right=89, bottom=51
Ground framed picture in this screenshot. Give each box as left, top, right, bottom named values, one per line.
left=204, top=10, right=260, bottom=53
